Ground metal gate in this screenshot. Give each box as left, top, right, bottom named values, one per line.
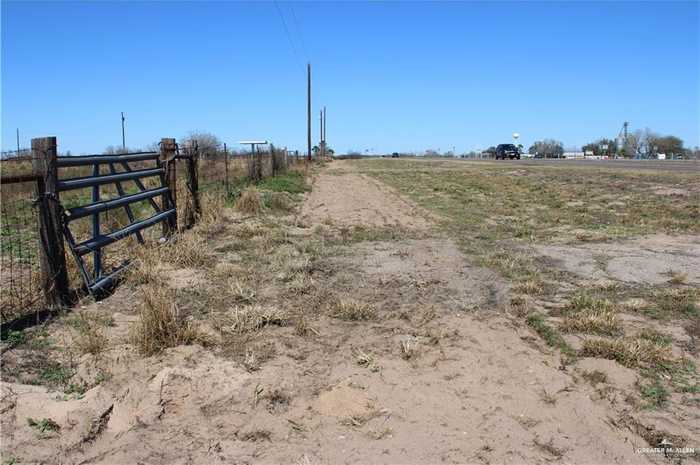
left=56, top=147, right=177, bottom=294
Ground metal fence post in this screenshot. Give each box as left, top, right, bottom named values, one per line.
left=159, top=138, right=178, bottom=236
left=31, top=137, right=71, bottom=309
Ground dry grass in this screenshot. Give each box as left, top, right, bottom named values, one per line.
left=352, top=347, right=375, bottom=368
left=367, top=427, right=393, bottom=440
left=168, top=233, right=214, bottom=268
left=218, top=305, right=289, bottom=334
left=540, top=389, right=557, bottom=405
left=128, top=231, right=213, bottom=287
left=513, top=277, right=546, bottom=296
left=229, top=280, right=256, bottom=304
left=74, top=326, right=107, bottom=356
left=580, top=369, right=608, bottom=386
left=559, top=308, right=622, bottom=335
left=130, top=285, right=203, bottom=355
left=667, top=271, right=688, bottom=285
left=400, top=338, right=418, bottom=360
left=235, top=187, right=264, bottom=214
left=580, top=337, right=673, bottom=369
left=268, top=191, right=295, bottom=212
left=641, top=287, right=699, bottom=320
left=329, top=299, right=376, bottom=321
left=560, top=295, right=621, bottom=336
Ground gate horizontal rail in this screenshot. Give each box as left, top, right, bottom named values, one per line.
left=57, top=167, right=163, bottom=191
left=65, top=186, right=169, bottom=221
left=56, top=152, right=159, bottom=167
left=72, top=208, right=176, bottom=257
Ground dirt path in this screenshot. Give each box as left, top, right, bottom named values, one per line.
left=300, top=163, right=432, bottom=230
left=1, top=162, right=677, bottom=465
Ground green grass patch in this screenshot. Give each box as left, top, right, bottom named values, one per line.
left=38, top=363, right=74, bottom=388
left=27, top=417, right=60, bottom=436
left=639, top=378, right=670, bottom=409
left=526, top=312, right=575, bottom=357
left=258, top=171, right=310, bottom=194
left=642, top=288, right=699, bottom=320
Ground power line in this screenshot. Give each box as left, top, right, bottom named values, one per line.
left=273, top=0, right=304, bottom=70
left=288, top=2, right=309, bottom=61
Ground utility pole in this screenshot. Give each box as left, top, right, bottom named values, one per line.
left=307, top=63, right=312, bottom=161
left=319, top=109, right=324, bottom=158
left=16, top=128, right=20, bottom=156
left=323, top=106, right=326, bottom=143
left=121, top=112, right=126, bottom=151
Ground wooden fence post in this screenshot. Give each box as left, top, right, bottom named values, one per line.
left=255, top=146, right=263, bottom=182
left=271, top=144, right=277, bottom=177
left=223, top=143, right=229, bottom=196
left=31, top=137, right=71, bottom=308
left=160, top=138, right=178, bottom=236
left=184, top=143, right=200, bottom=229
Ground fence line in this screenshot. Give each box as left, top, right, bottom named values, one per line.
left=0, top=137, right=310, bottom=332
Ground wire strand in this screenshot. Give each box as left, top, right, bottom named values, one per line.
left=273, top=0, right=304, bottom=71
left=289, top=2, right=309, bottom=62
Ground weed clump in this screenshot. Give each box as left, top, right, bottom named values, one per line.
left=267, top=191, right=295, bottom=212
left=235, top=187, right=264, bottom=215
left=131, top=285, right=202, bottom=355
left=580, top=369, right=608, bottom=386
left=72, top=315, right=107, bottom=356
left=580, top=337, right=672, bottom=369
left=560, top=295, right=621, bottom=336
left=526, top=312, right=575, bottom=357
left=329, top=299, right=376, bottom=321
left=642, top=288, right=698, bottom=320
left=219, top=305, right=289, bottom=334
left=639, top=378, right=670, bottom=408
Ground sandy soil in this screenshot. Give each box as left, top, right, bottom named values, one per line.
left=535, top=235, right=700, bottom=285
left=2, top=162, right=697, bottom=465
left=300, top=165, right=432, bottom=230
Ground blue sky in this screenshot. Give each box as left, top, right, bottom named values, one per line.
left=2, top=1, right=698, bottom=154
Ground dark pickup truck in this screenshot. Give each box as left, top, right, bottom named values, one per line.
left=495, top=144, right=520, bottom=160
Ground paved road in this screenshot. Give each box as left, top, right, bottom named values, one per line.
left=460, top=158, right=700, bottom=172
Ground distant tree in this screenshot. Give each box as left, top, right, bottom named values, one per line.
left=312, top=145, right=320, bottom=156
left=528, top=139, right=564, bottom=158
left=582, top=138, right=617, bottom=156
left=484, top=146, right=497, bottom=155
left=181, top=131, right=221, bottom=156
left=104, top=145, right=131, bottom=154
left=651, top=135, right=684, bottom=157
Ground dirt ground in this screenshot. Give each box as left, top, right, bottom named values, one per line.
left=1, top=160, right=698, bottom=464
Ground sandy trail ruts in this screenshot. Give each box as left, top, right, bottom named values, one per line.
left=301, top=164, right=432, bottom=230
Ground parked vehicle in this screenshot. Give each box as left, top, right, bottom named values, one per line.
left=495, top=144, right=520, bottom=160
